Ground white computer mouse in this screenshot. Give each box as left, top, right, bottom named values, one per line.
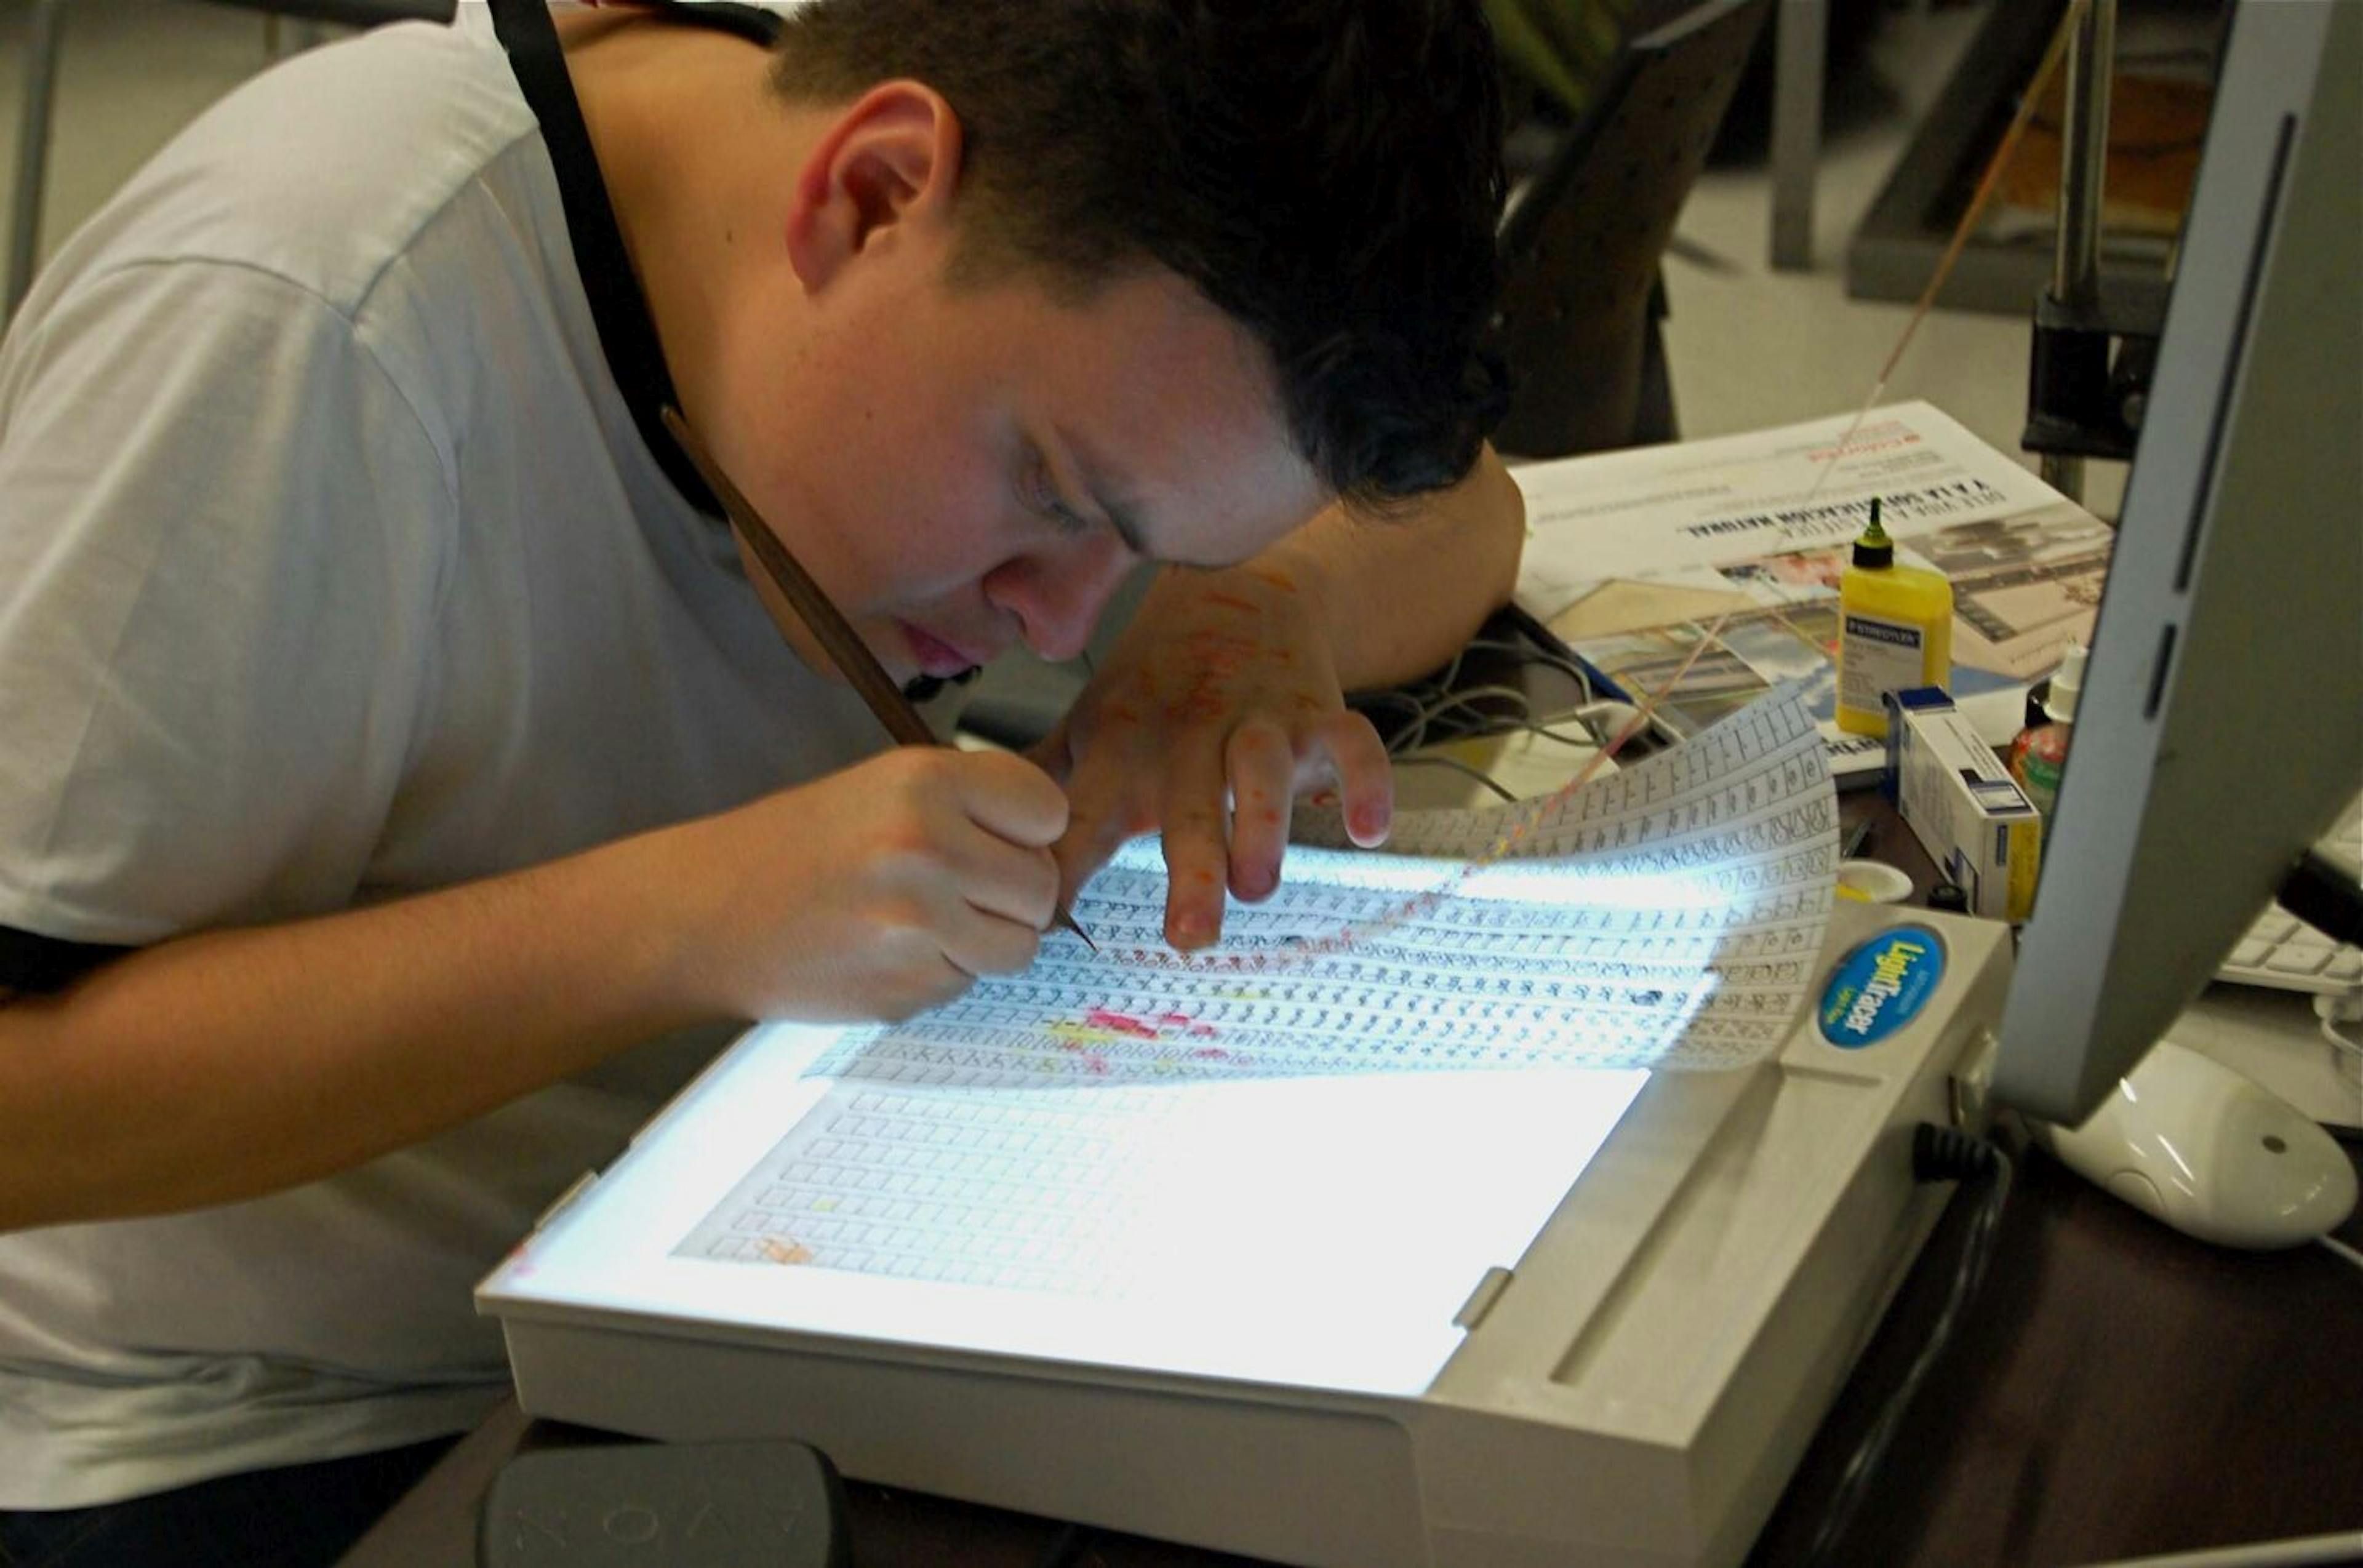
left=2037, top=1038, right=2358, bottom=1249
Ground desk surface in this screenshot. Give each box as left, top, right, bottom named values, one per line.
left=345, top=795, right=2363, bottom=1568
left=345, top=1154, right=2363, bottom=1568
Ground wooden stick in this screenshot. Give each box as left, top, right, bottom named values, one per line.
left=662, top=406, right=1097, bottom=952
left=662, top=406, right=934, bottom=745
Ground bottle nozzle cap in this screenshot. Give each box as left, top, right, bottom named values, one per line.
left=2048, top=641, right=2088, bottom=722
left=1852, top=497, right=1894, bottom=568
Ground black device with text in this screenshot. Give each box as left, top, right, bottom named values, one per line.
left=478, top=1438, right=850, bottom=1568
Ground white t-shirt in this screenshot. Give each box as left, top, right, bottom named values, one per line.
left=0, top=9, right=879, bottom=1505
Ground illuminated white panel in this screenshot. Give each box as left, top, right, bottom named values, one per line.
left=499, top=1020, right=1644, bottom=1396
left=492, top=686, right=1834, bottom=1396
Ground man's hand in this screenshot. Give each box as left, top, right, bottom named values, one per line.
left=667, top=747, right=1068, bottom=1019
left=1033, top=447, right=1522, bottom=951
left=1034, top=557, right=1393, bottom=951
left=0, top=745, right=1070, bottom=1231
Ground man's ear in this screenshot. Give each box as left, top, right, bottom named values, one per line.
left=784, top=80, right=962, bottom=293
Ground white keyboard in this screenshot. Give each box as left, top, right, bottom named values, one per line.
left=2215, top=790, right=2363, bottom=1003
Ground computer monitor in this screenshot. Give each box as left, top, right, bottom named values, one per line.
left=1991, top=0, right=2362, bottom=1126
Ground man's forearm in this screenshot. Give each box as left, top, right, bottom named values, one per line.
left=0, top=823, right=718, bottom=1232
left=1254, top=444, right=1524, bottom=690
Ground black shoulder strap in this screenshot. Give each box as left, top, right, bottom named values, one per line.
left=488, top=0, right=786, bottom=516
left=636, top=1, right=785, bottom=49
left=0, top=927, right=135, bottom=994
left=0, top=5, right=804, bottom=994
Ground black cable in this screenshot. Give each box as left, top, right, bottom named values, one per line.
left=1803, top=1123, right=2015, bottom=1567
left=2279, top=848, right=2363, bottom=948
left=1036, top=1520, right=1096, bottom=1568
left=1355, top=639, right=1609, bottom=758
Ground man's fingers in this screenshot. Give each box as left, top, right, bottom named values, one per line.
left=1305, top=711, right=1393, bottom=847
left=1048, top=729, right=1152, bottom=908
left=953, top=749, right=1071, bottom=847
left=1158, top=741, right=1233, bottom=951
left=1049, top=798, right=1134, bottom=915
left=1023, top=720, right=1076, bottom=788
left=947, top=834, right=1062, bottom=932
left=1222, top=719, right=1296, bottom=902
left=937, top=900, right=1046, bottom=981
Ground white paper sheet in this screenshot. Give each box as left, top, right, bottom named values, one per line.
left=671, top=686, right=1836, bottom=1309
left=1512, top=401, right=2070, bottom=598
left=1509, top=402, right=2109, bottom=780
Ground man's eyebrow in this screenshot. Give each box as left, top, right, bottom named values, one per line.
left=1055, top=424, right=1154, bottom=558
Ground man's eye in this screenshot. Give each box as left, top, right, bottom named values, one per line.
left=1023, top=450, right=1091, bottom=536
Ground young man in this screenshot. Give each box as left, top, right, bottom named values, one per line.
left=0, top=0, right=1519, bottom=1559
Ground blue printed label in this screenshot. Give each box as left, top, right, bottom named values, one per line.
left=1818, top=926, right=1946, bottom=1048
left=1843, top=615, right=1923, bottom=649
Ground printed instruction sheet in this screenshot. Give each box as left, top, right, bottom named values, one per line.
left=670, top=686, right=1837, bottom=1319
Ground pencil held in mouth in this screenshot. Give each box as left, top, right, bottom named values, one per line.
left=660, top=406, right=1097, bottom=953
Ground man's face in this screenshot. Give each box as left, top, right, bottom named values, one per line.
left=713, top=248, right=1329, bottom=685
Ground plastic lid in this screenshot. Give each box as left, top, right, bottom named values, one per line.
left=2048, top=641, right=2088, bottom=722
left=1851, top=496, right=1894, bottom=569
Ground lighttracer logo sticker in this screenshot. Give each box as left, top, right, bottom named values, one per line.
left=1818, top=926, right=1946, bottom=1048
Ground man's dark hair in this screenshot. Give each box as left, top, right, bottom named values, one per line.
left=769, top=0, right=1510, bottom=510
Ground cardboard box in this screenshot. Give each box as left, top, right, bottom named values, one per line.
left=1884, top=687, right=2042, bottom=921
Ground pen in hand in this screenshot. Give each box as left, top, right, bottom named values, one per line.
left=660, top=406, right=1098, bottom=953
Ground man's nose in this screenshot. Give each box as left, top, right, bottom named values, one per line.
left=987, top=535, right=1137, bottom=662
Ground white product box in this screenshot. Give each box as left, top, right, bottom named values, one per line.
left=1885, top=686, right=2041, bottom=921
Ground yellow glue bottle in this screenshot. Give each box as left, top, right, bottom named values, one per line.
left=1835, top=497, right=1953, bottom=737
